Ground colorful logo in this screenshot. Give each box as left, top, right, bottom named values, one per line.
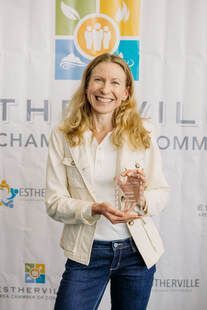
left=55, top=0, right=140, bottom=80
left=0, top=179, right=19, bottom=208
left=25, top=263, right=46, bottom=284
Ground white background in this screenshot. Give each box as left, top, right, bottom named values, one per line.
left=0, top=0, right=207, bottom=309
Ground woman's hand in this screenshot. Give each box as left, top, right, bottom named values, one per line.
left=92, top=202, right=141, bottom=224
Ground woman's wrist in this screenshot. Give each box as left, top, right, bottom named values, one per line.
left=92, top=202, right=101, bottom=216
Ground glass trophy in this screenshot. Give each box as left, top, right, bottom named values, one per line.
left=115, top=162, right=145, bottom=215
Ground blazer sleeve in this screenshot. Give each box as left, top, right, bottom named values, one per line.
left=143, top=121, right=170, bottom=216
left=45, top=127, right=99, bottom=225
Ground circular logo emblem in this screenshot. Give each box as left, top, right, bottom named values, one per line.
left=30, top=268, right=40, bottom=279
left=74, top=14, right=120, bottom=59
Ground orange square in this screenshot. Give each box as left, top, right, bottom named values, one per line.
left=100, top=0, right=140, bottom=36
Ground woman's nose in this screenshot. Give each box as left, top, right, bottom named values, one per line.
left=100, top=82, right=111, bottom=94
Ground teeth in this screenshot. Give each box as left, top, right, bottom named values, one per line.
left=96, top=96, right=113, bottom=103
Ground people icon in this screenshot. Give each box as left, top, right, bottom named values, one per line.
left=8, top=188, right=19, bottom=200
left=103, top=26, right=111, bottom=49
left=84, top=23, right=112, bottom=52
left=0, top=179, right=10, bottom=192
left=92, top=23, right=103, bottom=51
left=84, top=26, right=93, bottom=50
left=0, top=180, right=18, bottom=208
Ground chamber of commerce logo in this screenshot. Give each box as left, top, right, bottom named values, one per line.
left=0, top=179, right=18, bottom=208
left=197, top=204, right=207, bottom=217
left=55, top=0, right=140, bottom=80
left=25, top=263, right=46, bottom=284
left=153, top=278, right=200, bottom=292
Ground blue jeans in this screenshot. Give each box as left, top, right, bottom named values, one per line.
left=54, top=238, right=156, bottom=310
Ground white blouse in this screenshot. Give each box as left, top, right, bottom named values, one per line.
left=89, top=132, right=130, bottom=241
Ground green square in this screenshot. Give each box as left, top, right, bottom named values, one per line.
left=56, top=0, right=97, bottom=35
left=25, top=263, right=34, bottom=273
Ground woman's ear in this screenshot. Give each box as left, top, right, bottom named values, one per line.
left=122, top=86, right=129, bottom=101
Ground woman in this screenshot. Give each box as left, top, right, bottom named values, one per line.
left=46, top=53, right=169, bottom=310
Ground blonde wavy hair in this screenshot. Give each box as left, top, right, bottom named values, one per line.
left=60, top=53, right=151, bottom=149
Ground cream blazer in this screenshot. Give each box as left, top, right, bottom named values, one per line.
left=45, top=120, right=170, bottom=269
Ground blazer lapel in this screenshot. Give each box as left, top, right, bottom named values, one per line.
left=67, top=131, right=97, bottom=200
left=66, top=132, right=145, bottom=202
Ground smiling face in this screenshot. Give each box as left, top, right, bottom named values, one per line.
left=86, top=61, right=129, bottom=117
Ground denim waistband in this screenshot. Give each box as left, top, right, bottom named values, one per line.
left=93, top=237, right=136, bottom=250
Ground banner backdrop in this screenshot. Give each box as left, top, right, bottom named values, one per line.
left=0, top=0, right=207, bottom=309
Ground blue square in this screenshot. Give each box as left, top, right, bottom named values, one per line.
left=55, top=39, right=90, bottom=80
left=25, top=273, right=35, bottom=283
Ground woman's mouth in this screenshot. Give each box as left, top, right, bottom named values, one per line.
left=95, top=96, right=114, bottom=103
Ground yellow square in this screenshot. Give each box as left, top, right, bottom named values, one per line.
left=100, top=0, right=140, bottom=36
left=36, top=264, right=45, bottom=273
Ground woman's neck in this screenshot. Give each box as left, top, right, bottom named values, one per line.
left=91, top=113, right=113, bottom=133
left=91, top=113, right=113, bottom=144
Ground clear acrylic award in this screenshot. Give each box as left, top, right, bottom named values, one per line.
left=115, top=162, right=146, bottom=216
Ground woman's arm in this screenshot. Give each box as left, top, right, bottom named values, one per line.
left=143, top=121, right=170, bottom=216
left=45, top=127, right=100, bottom=225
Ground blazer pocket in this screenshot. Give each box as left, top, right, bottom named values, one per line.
left=142, top=221, right=164, bottom=254
left=62, top=157, right=84, bottom=188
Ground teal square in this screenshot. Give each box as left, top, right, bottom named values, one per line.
left=36, top=274, right=46, bottom=284
left=115, top=40, right=140, bottom=80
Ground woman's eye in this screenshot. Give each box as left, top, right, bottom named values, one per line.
left=112, top=81, right=120, bottom=85
left=94, top=78, right=101, bottom=82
